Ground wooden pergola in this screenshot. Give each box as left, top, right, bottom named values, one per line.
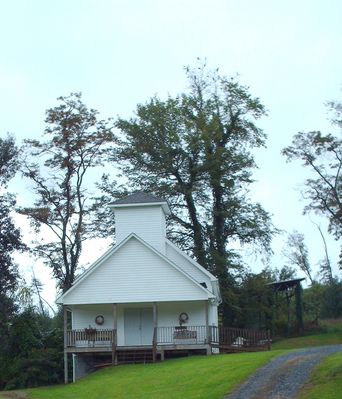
left=266, top=278, right=305, bottom=335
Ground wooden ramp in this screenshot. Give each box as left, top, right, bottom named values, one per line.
left=210, top=326, right=271, bottom=353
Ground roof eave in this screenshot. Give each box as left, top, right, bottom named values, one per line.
left=108, top=202, right=171, bottom=215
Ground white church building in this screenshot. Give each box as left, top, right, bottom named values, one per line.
left=57, top=192, right=221, bottom=382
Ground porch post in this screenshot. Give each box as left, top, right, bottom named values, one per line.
left=153, top=302, right=158, bottom=328
left=112, top=303, right=118, bottom=365
left=63, top=305, right=68, bottom=384
left=205, top=300, right=210, bottom=352
left=152, top=302, right=158, bottom=362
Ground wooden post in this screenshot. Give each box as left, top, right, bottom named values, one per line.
left=267, top=330, right=271, bottom=351
left=112, top=303, right=117, bottom=365
left=295, top=282, right=304, bottom=333
left=63, top=306, right=68, bottom=384
left=153, top=302, right=158, bottom=328
left=152, top=327, right=157, bottom=363
left=205, top=300, right=209, bottom=344
left=205, top=300, right=212, bottom=355
left=152, top=302, right=157, bottom=362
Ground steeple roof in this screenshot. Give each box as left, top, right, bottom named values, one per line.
left=109, top=192, right=170, bottom=214
left=111, top=192, right=166, bottom=205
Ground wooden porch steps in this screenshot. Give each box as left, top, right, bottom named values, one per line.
left=116, top=348, right=154, bottom=364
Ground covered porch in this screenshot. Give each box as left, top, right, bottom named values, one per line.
left=65, top=325, right=212, bottom=354
left=65, top=325, right=270, bottom=353
left=65, top=300, right=215, bottom=344
left=64, top=300, right=216, bottom=381
left=63, top=301, right=270, bottom=382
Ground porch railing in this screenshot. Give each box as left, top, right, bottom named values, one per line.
left=156, top=325, right=208, bottom=345
left=66, top=326, right=270, bottom=351
left=67, top=329, right=115, bottom=347
left=210, top=326, right=271, bottom=350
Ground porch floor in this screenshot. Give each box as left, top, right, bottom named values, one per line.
left=66, top=343, right=210, bottom=354
left=66, top=345, right=152, bottom=353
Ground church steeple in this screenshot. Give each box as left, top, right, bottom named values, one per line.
left=109, top=192, right=170, bottom=253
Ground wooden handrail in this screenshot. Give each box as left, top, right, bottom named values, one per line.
left=66, top=326, right=270, bottom=351
left=67, top=329, right=115, bottom=347
left=210, top=326, right=271, bottom=349
left=156, top=325, right=207, bottom=345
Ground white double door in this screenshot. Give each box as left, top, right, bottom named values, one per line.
left=124, top=308, right=154, bottom=346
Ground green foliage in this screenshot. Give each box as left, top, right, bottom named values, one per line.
left=20, top=93, right=115, bottom=291
left=282, top=100, right=342, bottom=267
left=1, top=309, right=63, bottom=390
left=113, top=63, right=274, bottom=268
left=0, top=135, right=25, bottom=389
left=321, top=280, right=342, bottom=318
left=303, top=283, right=325, bottom=322
left=0, top=135, right=18, bottom=185
left=0, top=136, right=22, bottom=301
left=303, top=280, right=342, bottom=321
left=319, top=318, right=342, bottom=334
left=276, top=265, right=297, bottom=281
left=96, top=62, right=276, bottom=323
left=284, top=231, right=313, bottom=284
left=4, top=349, right=62, bottom=390
left=0, top=194, right=22, bottom=300
left=233, top=270, right=274, bottom=330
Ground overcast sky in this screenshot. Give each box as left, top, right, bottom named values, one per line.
left=1, top=0, right=341, bottom=307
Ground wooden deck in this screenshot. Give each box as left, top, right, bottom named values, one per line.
left=65, top=325, right=270, bottom=355
left=63, top=325, right=271, bottom=383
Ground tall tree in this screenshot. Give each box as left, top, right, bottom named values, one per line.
left=311, top=221, right=333, bottom=284
left=0, top=135, right=18, bottom=185
left=0, top=135, right=22, bottom=310
left=0, top=135, right=23, bottom=386
left=20, top=93, right=114, bottom=292
left=282, top=100, right=342, bottom=268
left=284, top=231, right=313, bottom=284
left=98, top=63, right=275, bottom=322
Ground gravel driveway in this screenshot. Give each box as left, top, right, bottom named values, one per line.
left=225, top=344, right=342, bottom=399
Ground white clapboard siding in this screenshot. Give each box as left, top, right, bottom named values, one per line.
left=71, top=304, right=114, bottom=330
left=157, top=301, right=206, bottom=326
left=165, top=241, right=212, bottom=290
left=62, top=236, right=210, bottom=305
left=115, top=205, right=166, bottom=253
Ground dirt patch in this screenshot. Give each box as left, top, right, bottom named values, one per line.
left=0, top=392, right=27, bottom=399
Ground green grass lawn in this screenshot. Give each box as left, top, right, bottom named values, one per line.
left=298, top=352, right=342, bottom=399
left=272, top=331, right=342, bottom=350
left=2, top=320, right=341, bottom=399
left=1, top=351, right=281, bottom=399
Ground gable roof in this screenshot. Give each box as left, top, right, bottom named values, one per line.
left=166, top=239, right=217, bottom=281
left=165, top=240, right=221, bottom=305
left=56, top=233, right=215, bottom=305
left=109, top=192, right=171, bottom=215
